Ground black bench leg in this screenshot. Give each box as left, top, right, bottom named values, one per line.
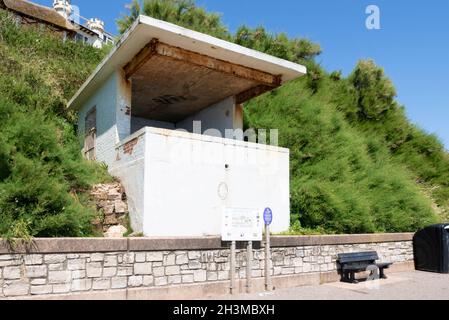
left=341, top=270, right=359, bottom=284
left=341, top=271, right=349, bottom=283
left=379, top=268, right=387, bottom=279
left=341, top=271, right=352, bottom=283
left=350, top=272, right=358, bottom=284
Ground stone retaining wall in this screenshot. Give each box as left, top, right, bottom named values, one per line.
left=0, top=233, right=414, bottom=299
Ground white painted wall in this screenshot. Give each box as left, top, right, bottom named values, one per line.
left=78, top=72, right=119, bottom=165
left=109, top=126, right=290, bottom=236
left=110, top=130, right=147, bottom=232
left=75, top=29, right=100, bottom=48
left=141, top=127, right=290, bottom=237
left=77, top=70, right=132, bottom=165
left=116, top=70, right=132, bottom=142
left=176, top=97, right=240, bottom=137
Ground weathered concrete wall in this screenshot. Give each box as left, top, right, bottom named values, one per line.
left=0, top=234, right=414, bottom=299
left=142, top=127, right=290, bottom=236
left=110, top=129, right=147, bottom=233
left=78, top=71, right=119, bottom=165
left=110, top=127, right=290, bottom=237
left=77, top=70, right=132, bottom=165
left=116, top=69, right=132, bottom=142
left=176, top=96, right=240, bottom=137
left=131, top=117, right=175, bottom=134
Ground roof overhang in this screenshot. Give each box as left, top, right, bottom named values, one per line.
left=68, top=15, right=307, bottom=111
left=74, top=23, right=98, bottom=36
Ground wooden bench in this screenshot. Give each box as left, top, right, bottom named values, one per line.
left=337, top=251, right=393, bottom=284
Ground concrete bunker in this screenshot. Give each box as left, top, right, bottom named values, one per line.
left=68, top=16, right=307, bottom=237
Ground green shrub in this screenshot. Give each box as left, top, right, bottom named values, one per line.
left=349, top=60, right=397, bottom=121
left=245, top=77, right=439, bottom=233
left=0, top=11, right=112, bottom=238
left=0, top=99, right=111, bottom=238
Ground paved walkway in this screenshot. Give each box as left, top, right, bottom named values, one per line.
left=215, top=271, right=449, bottom=300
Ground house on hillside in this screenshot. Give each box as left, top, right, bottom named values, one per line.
left=0, top=0, right=76, bottom=39
left=68, top=16, right=307, bottom=237
left=0, top=0, right=114, bottom=48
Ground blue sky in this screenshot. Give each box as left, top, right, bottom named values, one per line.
left=34, top=0, right=449, bottom=149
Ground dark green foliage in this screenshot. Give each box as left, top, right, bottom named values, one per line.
left=245, top=78, right=439, bottom=233
left=0, top=11, right=112, bottom=238
left=234, top=26, right=321, bottom=63
left=348, top=60, right=397, bottom=121
left=118, top=0, right=230, bottom=40
left=117, top=0, right=142, bottom=34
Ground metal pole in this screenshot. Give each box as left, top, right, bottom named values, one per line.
left=246, top=241, right=253, bottom=294
left=265, top=224, right=273, bottom=291
left=230, top=241, right=236, bottom=295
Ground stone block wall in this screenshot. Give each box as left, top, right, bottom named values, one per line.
left=90, top=182, right=129, bottom=235
left=0, top=234, right=414, bottom=298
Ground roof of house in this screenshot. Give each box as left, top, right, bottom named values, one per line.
left=68, top=15, right=307, bottom=112
left=1, top=0, right=75, bottom=31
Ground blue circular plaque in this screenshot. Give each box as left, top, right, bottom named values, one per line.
left=263, top=208, right=273, bottom=225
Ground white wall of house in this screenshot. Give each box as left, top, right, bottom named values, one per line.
left=73, top=28, right=105, bottom=48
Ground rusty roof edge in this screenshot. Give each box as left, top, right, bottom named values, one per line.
left=67, top=15, right=307, bottom=111
left=138, top=15, right=307, bottom=79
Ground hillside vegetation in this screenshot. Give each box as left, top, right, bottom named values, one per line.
left=0, top=0, right=447, bottom=238
left=0, top=11, right=112, bottom=239
left=245, top=68, right=446, bottom=233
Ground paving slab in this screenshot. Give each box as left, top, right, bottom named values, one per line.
left=213, top=271, right=449, bottom=300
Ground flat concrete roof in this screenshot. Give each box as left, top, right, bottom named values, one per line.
left=68, top=15, right=307, bottom=111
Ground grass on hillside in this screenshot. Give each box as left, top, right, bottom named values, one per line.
left=0, top=11, right=113, bottom=239
left=245, top=71, right=445, bottom=234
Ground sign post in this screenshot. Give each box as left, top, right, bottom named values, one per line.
left=246, top=241, right=252, bottom=294
left=230, top=241, right=236, bottom=295
left=222, top=208, right=263, bottom=295
left=263, top=208, right=273, bottom=291
left=221, top=208, right=262, bottom=242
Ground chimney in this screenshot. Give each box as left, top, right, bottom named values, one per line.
left=53, top=0, right=72, bottom=19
